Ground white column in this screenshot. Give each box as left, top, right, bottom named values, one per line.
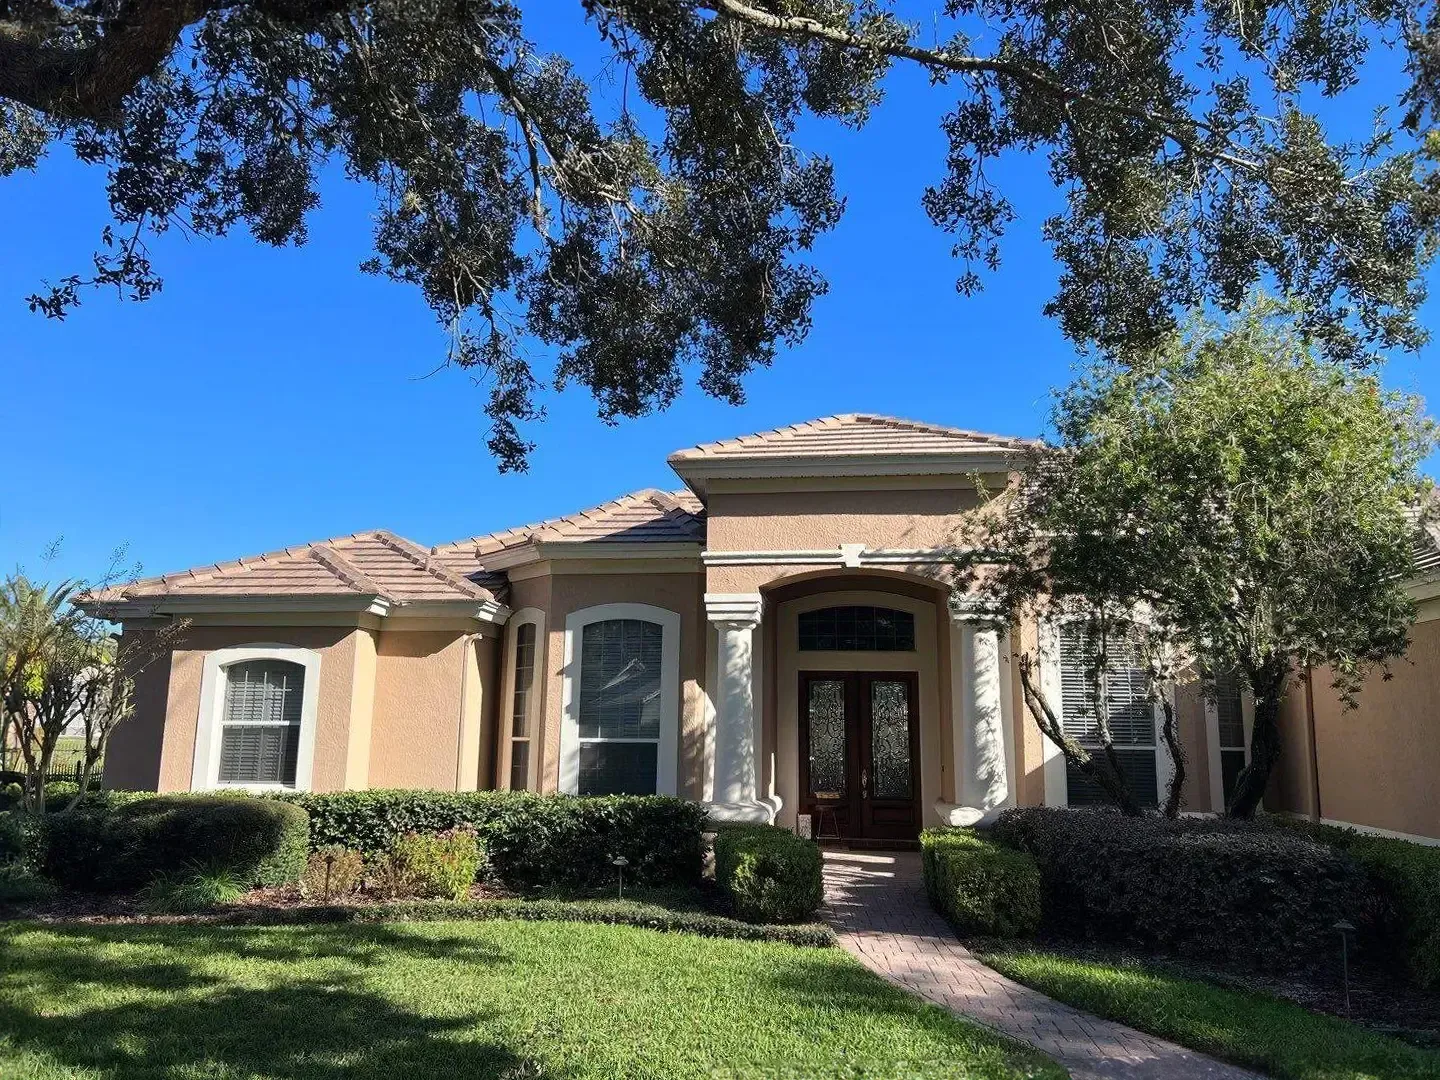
left=939, top=603, right=1014, bottom=827
left=704, top=593, right=773, bottom=823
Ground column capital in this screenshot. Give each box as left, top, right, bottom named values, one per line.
left=951, top=594, right=1006, bottom=625
left=705, top=592, right=763, bottom=630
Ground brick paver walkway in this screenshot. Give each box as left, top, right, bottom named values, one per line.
left=823, top=850, right=1260, bottom=1080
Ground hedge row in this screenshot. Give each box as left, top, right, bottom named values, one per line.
left=921, top=828, right=1040, bottom=938
left=265, top=790, right=708, bottom=891
left=1276, top=818, right=1440, bottom=990
left=990, top=808, right=1379, bottom=968
left=712, top=824, right=823, bottom=924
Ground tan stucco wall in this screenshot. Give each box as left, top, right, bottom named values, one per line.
left=1270, top=673, right=1319, bottom=819
left=107, top=621, right=174, bottom=792
left=134, top=623, right=366, bottom=793
left=368, top=630, right=474, bottom=790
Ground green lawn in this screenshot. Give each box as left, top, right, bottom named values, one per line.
left=979, top=946, right=1440, bottom=1080
left=0, top=921, right=1065, bottom=1080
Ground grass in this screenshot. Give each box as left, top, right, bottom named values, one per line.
left=0, top=920, right=1067, bottom=1080
left=138, top=869, right=245, bottom=914
left=979, top=945, right=1440, bottom=1080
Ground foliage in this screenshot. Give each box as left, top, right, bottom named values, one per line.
left=959, top=299, right=1436, bottom=815
left=0, top=782, right=22, bottom=810
left=2, top=5, right=1438, bottom=466
left=1278, top=818, right=1440, bottom=991
left=0, top=571, right=185, bottom=814
left=138, top=868, right=246, bottom=914
left=0, top=921, right=1064, bottom=1080
left=382, top=829, right=482, bottom=901
left=270, top=789, right=707, bottom=891
left=991, top=808, right=1379, bottom=967
left=299, top=845, right=366, bottom=901
left=712, top=824, right=823, bottom=924
left=45, top=795, right=309, bottom=891
left=0, top=862, right=55, bottom=904
left=980, top=945, right=1440, bottom=1080
left=921, top=827, right=1041, bottom=938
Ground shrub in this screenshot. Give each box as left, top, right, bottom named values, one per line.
left=300, top=846, right=366, bottom=901
left=0, top=862, right=55, bottom=904
left=389, top=829, right=482, bottom=901
left=990, top=808, right=1377, bottom=968
left=713, top=824, right=823, bottom=924
left=42, top=781, right=79, bottom=804
left=139, top=869, right=245, bottom=914
left=922, top=827, right=1041, bottom=938
left=269, top=790, right=707, bottom=891
left=46, top=796, right=310, bottom=891
left=0, top=782, right=22, bottom=810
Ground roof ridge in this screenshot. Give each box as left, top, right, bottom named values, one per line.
left=308, top=545, right=392, bottom=600
left=371, top=530, right=493, bottom=601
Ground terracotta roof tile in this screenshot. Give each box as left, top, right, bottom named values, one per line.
left=668, top=413, right=1036, bottom=462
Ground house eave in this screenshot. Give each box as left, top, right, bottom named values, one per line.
left=482, top=540, right=703, bottom=571
left=667, top=452, right=1021, bottom=497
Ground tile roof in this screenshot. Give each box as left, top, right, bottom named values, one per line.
left=667, top=413, right=1037, bottom=463
left=431, top=489, right=706, bottom=573
left=94, top=530, right=500, bottom=607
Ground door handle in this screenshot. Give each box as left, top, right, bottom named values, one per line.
left=861, top=767, right=869, bottom=800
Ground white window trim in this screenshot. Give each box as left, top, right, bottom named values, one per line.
left=1204, top=678, right=1254, bottom=812
left=497, top=607, right=545, bottom=792
left=560, top=602, right=681, bottom=796
left=1039, top=615, right=1175, bottom=809
left=192, top=644, right=322, bottom=792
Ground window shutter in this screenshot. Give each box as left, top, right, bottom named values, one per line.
left=1059, top=624, right=1158, bottom=808
left=218, top=659, right=304, bottom=786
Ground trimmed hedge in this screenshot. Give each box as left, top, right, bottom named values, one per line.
left=1276, top=818, right=1440, bottom=990
left=267, top=790, right=708, bottom=891
left=922, top=827, right=1041, bottom=938
left=713, top=824, right=823, bottom=924
left=46, top=796, right=309, bottom=891
left=991, top=808, right=1378, bottom=967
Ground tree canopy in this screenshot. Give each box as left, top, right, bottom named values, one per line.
left=960, top=298, right=1435, bottom=816
left=3, top=1, right=1439, bottom=465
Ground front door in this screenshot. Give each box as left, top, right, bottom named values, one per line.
left=799, top=671, right=921, bottom=841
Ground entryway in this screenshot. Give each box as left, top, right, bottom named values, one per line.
left=799, top=670, right=921, bottom=841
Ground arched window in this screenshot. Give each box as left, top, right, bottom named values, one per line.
left=218, top=659, right=305, bottom=786
left=561, top=604, right=680, bottom=796
left=798, top=606, right=915, bottom=652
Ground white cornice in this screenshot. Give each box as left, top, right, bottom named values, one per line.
left=701, top=546, right=973, bottom=568
left=705, top=592, right=764, bottom=628
left=85, top=595, right=393, bottom=620
left=671, top=451, right=1019, bottom=497
left=482, top=540, right=703, bottom=571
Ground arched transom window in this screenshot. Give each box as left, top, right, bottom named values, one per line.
left=798, top=606, right=916, bottom=652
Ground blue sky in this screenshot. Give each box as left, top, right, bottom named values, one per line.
left=3, top=12, right=1437, bottom=586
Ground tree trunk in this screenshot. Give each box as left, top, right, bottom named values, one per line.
left=1226, top=659, right=1287, bottom=819
left=1159, top=692, right=1185, bottom=819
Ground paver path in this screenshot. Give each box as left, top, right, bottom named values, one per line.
left=822, top=849, right=1261, bottom=1080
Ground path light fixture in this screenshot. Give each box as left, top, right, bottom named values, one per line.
left=1333, top=920, right=1355, bottom=1016
left=612, top=856, right=629, bottom=900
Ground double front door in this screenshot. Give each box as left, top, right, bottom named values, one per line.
left=799, top=671, right=920, bottom=841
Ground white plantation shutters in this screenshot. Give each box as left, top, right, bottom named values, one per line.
left=218, top=660, right=304, bottom=786
left=576, top=619, right=663, bottom=795
left=1059, top=625, right=1159, bottom=808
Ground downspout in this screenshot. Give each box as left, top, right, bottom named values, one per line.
left=1304, top=665, right=1322, bottom=822
left=455, top=633, right=481, bottom=790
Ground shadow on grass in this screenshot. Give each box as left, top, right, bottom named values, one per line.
left=0, top=923, right=550, bottom=1080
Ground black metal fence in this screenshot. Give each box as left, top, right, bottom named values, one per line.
left=0, top=762, right=105, bottom=790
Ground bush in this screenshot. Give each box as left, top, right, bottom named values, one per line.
left=300, top=847, right=366, bottom=901
left=388, top=829, right=482, bottom=901
left=139, top=869, right=244, bottom=914
left=269, top=790, right=707, bottom=892
left=1276, top=818, right=1440, bottom=990
left=46, top=796, right=310, bottom=891
left=922, top=827, right=1041, bottom=938
left=991, top=808, right=1378, bottom=967
left=0, top=782, right=22, bottom=810
left=0, top=811, right=46, bottom=871
left=42, top=781, right=79, bottom=804
left=0, top=862, right=55, bottom=904
left=713, top=824, right=823, bottom=924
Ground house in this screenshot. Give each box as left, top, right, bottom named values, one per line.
left=88, top=414, right=1440, bottom=843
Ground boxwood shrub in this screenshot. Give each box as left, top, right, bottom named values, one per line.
left=713, top=823, right=823, bottom=924
left=268, top=790, right=708, bottom=891
left=991, top=807, right=1378, bottom=967
left=921, top=827, right=1040, bottom=938
left=46, top=796, right=309, bottom=891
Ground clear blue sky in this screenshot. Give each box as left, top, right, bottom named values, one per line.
left=3, top=12, right=1437, bottom=586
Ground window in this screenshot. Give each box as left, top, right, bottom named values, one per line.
left=560, top=604, right=680, bottom=797
left=509, top=622, right=537, bottom=791
left=218, top=659, right=304, bottom=786
left=1212, top=669, right=1248, bottom=808
left=1059, top=624, right=1159, bottom=809
left=799, top=606, right=915, bottom=652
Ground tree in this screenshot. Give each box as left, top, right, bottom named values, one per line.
left=3, top=2, right=1438, bottom=467
left=959, top=298, right=1434, bottom=818
left=0, top=571, right=183, bottom=813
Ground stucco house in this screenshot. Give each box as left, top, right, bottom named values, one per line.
left=89, top=414, right=1440, bottom=843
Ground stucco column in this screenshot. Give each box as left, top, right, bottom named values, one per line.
left=940, top=601, right=1014, bottom=827
left=705, top=593, right=774, bottom=823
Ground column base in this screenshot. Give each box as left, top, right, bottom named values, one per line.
left=933, top=800, right=1010, bottom=829
left=706, top=799, right=777, bottom=825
